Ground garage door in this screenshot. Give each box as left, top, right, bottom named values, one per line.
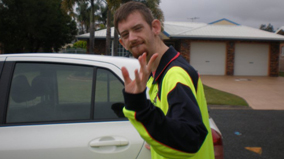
left=190, top=42, right=226, bottom=75
left=234, top=43, right=269, bottom=76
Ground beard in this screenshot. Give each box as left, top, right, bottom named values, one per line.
left=129, top=41, right=148, bottom=59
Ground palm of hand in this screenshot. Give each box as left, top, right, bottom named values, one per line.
left=122, top=53, right=158, bottom=94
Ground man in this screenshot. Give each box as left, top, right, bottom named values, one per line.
left=115, top=1, right=214, bottom=159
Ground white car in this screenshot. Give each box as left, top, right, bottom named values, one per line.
left=0, top=53, right=223, bottom=159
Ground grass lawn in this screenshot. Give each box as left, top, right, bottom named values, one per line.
left=203, top=85, right=248, bottom=106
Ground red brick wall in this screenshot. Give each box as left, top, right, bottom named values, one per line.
left=226, top=42, right=235, bottom=75
left=179, top=39, right=190, bottom=61
left=279, top=43, right=284, bottom=72
left=269, top=42, right=280, bottom=76
left=86, top=39, right=106, bottom=55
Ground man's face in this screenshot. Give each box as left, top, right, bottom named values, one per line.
left=118, top=11, right=155, bottom=59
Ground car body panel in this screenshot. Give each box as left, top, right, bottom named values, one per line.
left=209, top=118, right=222, bottom=135
left=0, top=122, right=144, bottom=159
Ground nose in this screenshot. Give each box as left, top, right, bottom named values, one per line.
left=128, top=31, right=137, bottom=42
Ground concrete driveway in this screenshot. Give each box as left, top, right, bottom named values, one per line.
left=200, top=76, right=284, bottom=110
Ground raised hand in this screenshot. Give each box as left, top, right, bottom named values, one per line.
left=122, top=52, right=158, bottom=94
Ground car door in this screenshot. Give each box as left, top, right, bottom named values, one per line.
left=0, top=59, right=147, bottom=159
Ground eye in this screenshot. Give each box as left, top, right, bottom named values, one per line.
left=134, top=26, right=142, bottom=31
left=121, top=33, right=129, bottom=39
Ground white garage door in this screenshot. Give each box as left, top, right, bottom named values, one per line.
left=190, top=42, right=226, bottom=75
left=234, top=43, right=269, bottom=76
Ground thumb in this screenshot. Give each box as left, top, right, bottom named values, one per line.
left=147, top=53, right=159, bottom=72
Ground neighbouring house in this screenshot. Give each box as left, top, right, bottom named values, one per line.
left=276, top=26, right=284, bottom=73
left=77, top=18, right=284, bottom=76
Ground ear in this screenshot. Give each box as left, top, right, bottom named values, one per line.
left=151, top=19, right=162, bottom=36
left=119, top=38, right=128, bottom=50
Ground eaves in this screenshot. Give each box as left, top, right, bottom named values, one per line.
left=168, top=35, right=284, bottom=42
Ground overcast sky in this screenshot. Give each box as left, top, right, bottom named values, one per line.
left=159, top=0, right=284, bottom=30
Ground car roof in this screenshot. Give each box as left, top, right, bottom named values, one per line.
left=0, top=53, right=139, bottom=70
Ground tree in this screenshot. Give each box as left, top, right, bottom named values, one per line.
left=76, top=1, right=106, bottom=34
left=62, top=0, right=103, bottom=54
left=105, top=0, right=164, bottom=56
left=97, top=3, right=108, bottom=27
left=0, top=0, right=77, bottom=53
left=76, top=1, right=91, bottom=34
left=260, top=23, right=274, bottom=32
left=105, top=8, right=112, bottom=55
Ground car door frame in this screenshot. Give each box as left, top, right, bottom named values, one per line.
left=0, top=61, right=15, bottom=124
left=0, top=56, right=125, bottom=124
left=0, top=56, right=146, bottom=159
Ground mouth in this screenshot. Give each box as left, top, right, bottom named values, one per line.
left=130, top=42, right=144, bottom=49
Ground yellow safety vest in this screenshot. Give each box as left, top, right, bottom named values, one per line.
left=123, top=46, right=214, bottom=159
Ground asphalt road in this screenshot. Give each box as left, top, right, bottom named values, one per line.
left=209, top=108, right=284, bottom=159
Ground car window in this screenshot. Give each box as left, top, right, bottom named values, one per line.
left=94, top=68, right=125, bottom=119
left=6, top=63, right=94, bottom=123
left=6, top=63, right=126, bottom=124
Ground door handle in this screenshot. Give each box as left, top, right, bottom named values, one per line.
left=90, top=137, right=129, bottom=147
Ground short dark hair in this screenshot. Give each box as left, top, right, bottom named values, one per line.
left=114, top=1, right=154, bottom=34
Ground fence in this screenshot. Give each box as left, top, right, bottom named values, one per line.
left=59, top=48, right=87, bottom=54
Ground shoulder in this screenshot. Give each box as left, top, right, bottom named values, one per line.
left=167, top=55, right=198, bottom=78
left=163, top=56, right=199, bottom=91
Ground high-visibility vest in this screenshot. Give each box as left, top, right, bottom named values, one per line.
left=123, top=46, right=214, bottom=159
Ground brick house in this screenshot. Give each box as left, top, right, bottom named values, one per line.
left=77, top=19, right=284, bottom=76
left=276, top=26, right=284, bottom=73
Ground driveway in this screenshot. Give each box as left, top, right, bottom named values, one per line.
left=200, top=76, right=284, bottom=110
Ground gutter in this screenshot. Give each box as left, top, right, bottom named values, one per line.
left=169, top=35, right=284, bottom=42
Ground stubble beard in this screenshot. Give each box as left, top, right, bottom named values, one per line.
left=130, top=42, right=148, bottom=59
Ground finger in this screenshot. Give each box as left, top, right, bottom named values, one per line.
left=138, top=53, right=147, bottom=73
left=147, top=53, right=159, bottom=71
left=134, top=69, right=141, bottom=86
left=134, top=69, right=143, bottom=93
left=121, top=67, right=132, bottom=85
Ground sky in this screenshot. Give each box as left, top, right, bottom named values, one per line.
left=159, top=0, right=284, bottom=30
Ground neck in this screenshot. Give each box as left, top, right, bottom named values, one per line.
left=150, top=41, right=169, bottom=72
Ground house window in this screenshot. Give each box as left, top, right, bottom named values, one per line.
left=282, top=46, right=284, bottom=56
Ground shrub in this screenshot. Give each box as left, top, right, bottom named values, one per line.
left=73, top=40, right=87, bottom=49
